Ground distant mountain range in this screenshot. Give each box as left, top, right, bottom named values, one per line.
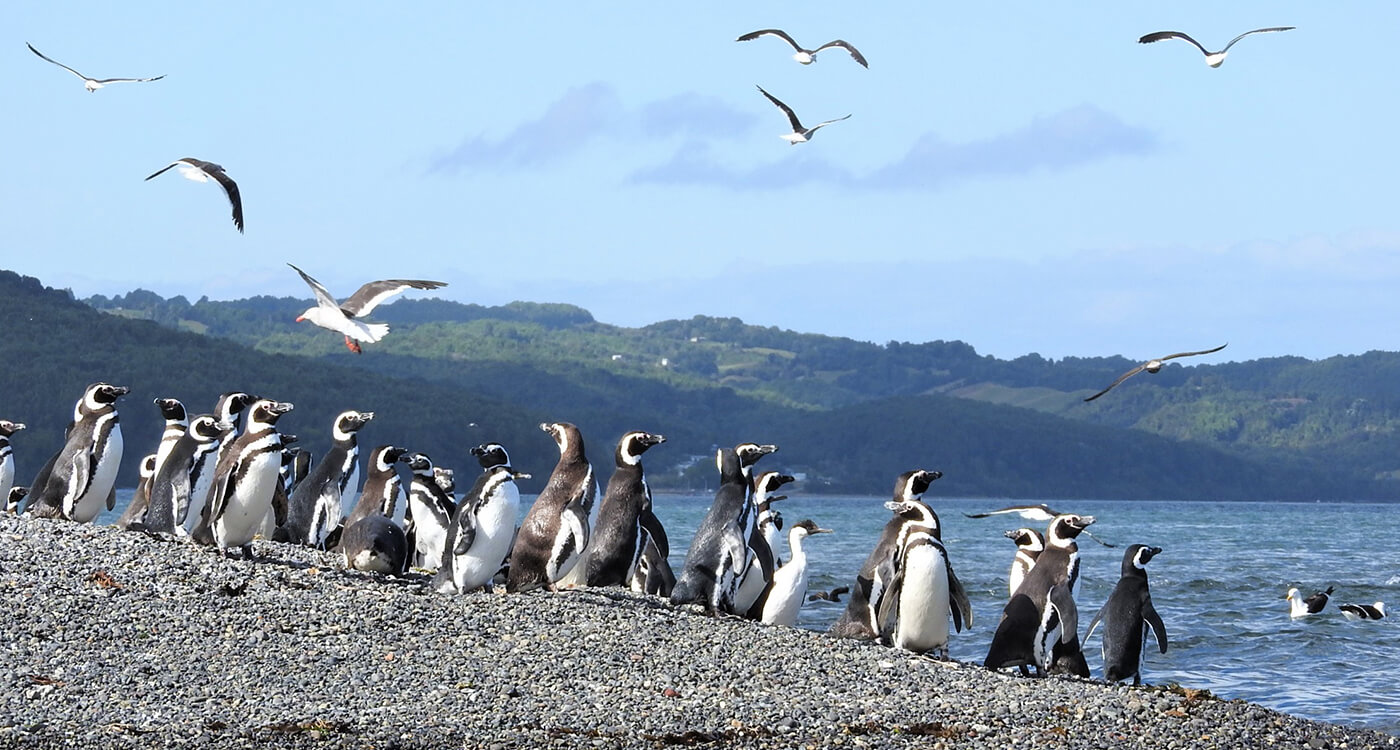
left=2, top=269, right=1391, bottom=501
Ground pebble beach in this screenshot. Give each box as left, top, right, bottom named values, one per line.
left=0, top=514, right=1393, bottom=750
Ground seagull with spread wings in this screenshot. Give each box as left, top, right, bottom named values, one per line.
left=145, top=158, right=244, bottom=233
left=1138, top=27, right=1294, bottom=68
left=1083, top=344, right=1228, bottom=402
left=736, top=29, right=868, bottom=68
left=756, top=86, right=850, bottom=145
left=288, top=263, right=447, bottom=354
left=27, top=42, right=165, bottom=92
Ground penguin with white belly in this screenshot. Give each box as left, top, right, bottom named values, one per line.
left=143, top=415, right=234, bottom=535
left=150, top=398, right=188, bottom=481
left=507, top=422, right=596, bottom=593
left=1086, top=544, right=1167, bottom=685
left=876, top=505, right=973, bottom=657
left=28, top=382, right=128, bottom=523
left=115, top=454, right=157, bottom=529
left=736, top=470, right=794, bottom=617
left=404, top=452, right=457, bottom=571
left=1005, top=527, right=1045, bottom=599
left=196, top=399, right=294, bottom=557
left=276, top=410, right=373, bottom=549
left=434, top=462, right=529, bottom=593
left=341, top=445, right=409, bottom=534
left=187, top=392, right=255, bottom=536
left=585, top=431, right=667, bottom=587
left=0, top=419, right=26, bottom=506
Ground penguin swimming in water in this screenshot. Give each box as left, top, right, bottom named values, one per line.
left=434, top=463, right=528, bottom=594
left=585, top=431, right=667, bottom=587
left=197, top=398, right=294, bottom=556
left=1005, top=527, right=1045, bottom=599
left=1286, top=586, right=1333, bottom=618
left=670, top=442, right=778, bottom=614
left=0, top=419, right=26, bottom=508
left=877, top=503, right=973, bottom=657
left=143, top=415, right=234, bottom=535
left=404, top=451, right=457, bottom=571
left=341, top=514, right=408, bottom=574
left=1339, top=602, right=1386, bottom=621
left=760, top=519, right=832, bottom=627
left=28, top=382, right=128, bottom=523
left=1086, top=544, right=1168, bottom=685
left=984, top=514, right=1095, bottom=678
left=115, top=454, right=157, bottom=529
left=829, top=470, right=942, bottom=640
left=507, top=422, right=596, bottom=593
left=277, top=410, right=373, bottom=549
left=736, top=470, right=794, bottom=617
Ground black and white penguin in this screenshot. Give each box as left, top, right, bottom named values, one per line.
left=434, top=464, right=529, bottom=594
left=0, top=419, right=26, bottom=506
left=584, top=431, right=667, bottom=587
left=506, top=422, right=596, bottom=593
left=196, top=398, right=294, bottom=556
left=829, top=470, right=942, bottom=640
left=404, top=451, right=457, bottom=571
left=760, top=519, right=833, bottom=627
left=1086, top=544, right=1168, bottom=685
left=143, top=415, right=234, bottom=535
left=1005, top=527, right=1045, bottom=598
left=628, top=533, right=676, bottom=597
left=276, top=410, right=373, bottom=549
left=28, top=382, right=129, bottom=522
left=282, top=445, right=312, bottom=497
left=341, top=445, right=409, bottom=534
left=1339, top=602, right=1386, bottom=621
left=736, top=470, right=794, bottom=616
left=187, top=392, right=256, bottom=536
left=115, top=454, right=157, bottom=529
left=1287, top=586, right=1334, bottom=618
left=983, top=514, right=1096, bottom=677
left=670, top=442, right=779, bottom=614
left=6, top=487, right=28, bottom=515
left=341, top=514, right=408, bottom=574
left=878, top=505, right=973, bottom=657
left=150, top=398, right=188, bottom=481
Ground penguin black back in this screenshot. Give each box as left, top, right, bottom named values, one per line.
left=1087, top=544, right=1167, bottom=685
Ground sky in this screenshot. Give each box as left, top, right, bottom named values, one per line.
left=6, top=3, right=1399, bottom=363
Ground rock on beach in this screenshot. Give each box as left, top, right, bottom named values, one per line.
left=0, top=514, right=1393, bottom=749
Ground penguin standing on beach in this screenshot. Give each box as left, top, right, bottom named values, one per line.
left=584, top=431, right=667, bottom=587
left=187, top=392, right=256, bottom=535
left=1005, top=527, right=1045, bottom=598
left=878, top=504, right=973, bottom=657
left=507, top=422, right=596, bottom=593
left=1086, top=544, right=1168, bottom=686
left=404, top=452, right=457, bottom=570
left=434, top=461, right=528, bottom=594
left=760, top=519, right=832, bottom=627
left=28, top=382, right=128, bottom=523
left=197, top=398, right=294, bottom=556
left=983, top=514, right=1096, bottom=677
left=670, top=442, right=778, bottom=614
left=276, top=410, right=373, bottom=549
left=143, top=415, right=233, bottom=535
left=0, top=419, right=26, bottom=505
left=115, top=454, right=157, bottom=529
left=340, top=445, right=409, bottom=534
left=150, top=398, right=188, bottom=481
left=829, top=470, right=942, bottom=640
left=736, top=470, right=794, bottom=617
left=628, top=533, right=676, bottom=597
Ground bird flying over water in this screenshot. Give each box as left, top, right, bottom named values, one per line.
left=756, top=86, right=851, bottom=145
left=27, top=42, right=165, bottom=92
left=736, top=29, right=868, bottom=68
left=145, top=158, right=244, bottom=233
left=964, top=504, right=1116, bottom=548
left=288, top=263, right=447, bottom=354
left=1083, top=344, right=1228, bottom=402
left=1138, top=27, right=1294, bottom=68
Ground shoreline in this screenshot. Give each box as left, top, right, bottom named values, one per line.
left=0, top=514, right=1393, bottom=749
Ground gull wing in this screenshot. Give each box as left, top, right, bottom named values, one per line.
left=287, top=263, right=341, bottom=312
left=1221, top=27, right=1295, bottom=53
left=341, top=278, right=447, bottom=317
left=1157, top=342, right=1228, bottom=362
left=203, top=166, right=244, bottom=233
left=93, top=75, right=165, bottom=85
left=736, top=28, right=802, bottom=52
left=814, top=39, right=869, bottom=68
left=1138, top=31, right=1210, bottom=56
left=1083, top=363, right=1148, bottom=402
left=963, top=504, right=1059, bottom=521
left=26, top=43, right=88, bottom=80
left=756, top=85, right=804, bottom=132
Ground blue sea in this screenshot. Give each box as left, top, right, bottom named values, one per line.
left=97, top=492, right=1399, bottom=734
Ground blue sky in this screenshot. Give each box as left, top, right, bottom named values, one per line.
left=7, top=3, right=1397, bottom=362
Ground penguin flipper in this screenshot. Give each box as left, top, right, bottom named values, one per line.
left=874, top=565, right=904, bottom=643
left=1085, top=603, right=1107, bottom=643
left=1049, top=582, right=1079, bottom=645
left=452, top=512, right=478, bottom=556
left=748, top=528, right=775, bottom=579
left=1144, top=597, right=1168, bottom=653
left=640, top=509, right=669, bottom=558
left=106, top=486, right=116, bottom=512
left=945, top=559, right=973, bottom=631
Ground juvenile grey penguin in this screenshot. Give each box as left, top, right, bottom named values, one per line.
left=341, top=514, right=408, bottom=575
left=196, top=398, right=294, bottom=556
left=877, top=502, right=973, bottom=657
left=434, top=463, right=529, bottom=594
left=341, top=445, right=409, bottom=534
left=115, top=454, right=157, bottom=529
left=507, top=422, right=595, bottom=593
left=150, top=398, right=188, bottom=482
left=983, top=514, right=1096, bottom=677
left=0, top=419, right=27, bottom=506
left=276, top=410, right=373, bottom=549
left=404, top=452, right=457, bottom=571
left=187, top=392, right=255, bottom=536
left=143, top=415, right=234, bottom=535
left=736, top=470, right=794, bottom=617
left=829, top=470, right=942, bottom=640
left=584, top=431, right=667, bottom=587
left=28, top=382, right=128, bottom=522
left=1006, top=527, right=1045, bottom=598
left=1086, top=544, right=1168, bottom=685
left=669, top=442, right=778, bottom=614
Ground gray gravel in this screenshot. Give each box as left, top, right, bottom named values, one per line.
left=0, top=514, right=1394, bottom=749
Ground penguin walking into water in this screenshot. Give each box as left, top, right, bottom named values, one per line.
left=584, top=431, right=667, bottom=587
left=830, top=470, right=942, bottom=640
left=1005, top=527, right=1045, bottom=598
left=1287, top=586, right=1334, bottom=618
left=984, top=514, right=1096, bottom=677
left=115, top=455, right=158, bottom=529
left=1086, top=544, right=1168, bottom=685
left=188, top=392, right=256, bottom=536
left=341, top=445, right=409, bottom=534
left=736, top=470, right=794, bottom=617
left=670, top=442, right=778, bottom=614
left=28, top=382, right=129, bottom=523
left=143, top=415, right=234, bottom=535
left=507, top=422, right=596, bottom=593
left=434, top=461, right=529, bottom=594
left=878, top=504, right=973, bottom=657
left=404, top=452, right=457, bottom=570
left=760, top=519, right=832, bottom=627
left=277, top=410, right=373, bottom=549
left=196, top=398, right=294, bottom=556
left=0, top=419, right=26, bottom=507
left=150, top=398, right=188, bottom=481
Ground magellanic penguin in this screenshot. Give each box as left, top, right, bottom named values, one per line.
left=28, top=382, right=129, bottom=522
left=115, top=454, right=157, bottom=529
left=1086, top=544, right=1168, bottom=686
left=1287, top=586, right=1334, bottom=618
left=983, top=514, right=1096, bottom=678
left=829, top=469, right=942, bottom=640
left=584, top=431, right=667, bottom=587
left=341, top=445, right=409, bottom=534
left=188, top=392, right=256, bottom=536
left=404, top=452, right=458, bottom=571
left=150, top=398, right=188, bottom=482
left=143, top=415, right=234, bottom=535
left=1005, top=527, right=1045, bottom=599
left=736, top=470, right=795, bottom=617
left=507, top=422, right=596, bottom=593
left=434, top=463, right=529, bottom=594
left=877, top=504, right=974, bottom=658
left=6, top=487, right=28, bottom=515
left=669, top=442, right=779, bottom=614
left=276, top=410, right=373, bottom=549
left=196, top=398, right=294, bottom=556
left=628, top=533, right=676, bottom=597
left=341, top=515, right=408, bottom=575
left=760, top=519, right=833, bottom=627
left=0, top=419, right=27, bottom=508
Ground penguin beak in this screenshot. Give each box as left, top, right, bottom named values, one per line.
left=9, top=423, right=24, bottom=432
left=282, top=433, right=300, bottom=445
left=813, top=528, right=834, bottom=535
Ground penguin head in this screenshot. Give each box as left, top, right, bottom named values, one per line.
left=281, top=433, right=300, bottom=446
left=5, top=486, right=27, bottom=513
left=1047, top=514, right=1095, bottom=547
left=1005, top=527, right=1045, bottom=551
left=883, top=498, right=940, bottom=534
left=0, top=420, right=25, bottom=437
left=189, top=415, right=234, bottom=443
left=540, top=422, right=583, bottom=457
left=753, top=471, right=795, bottom=501
left=332, top=411, right=374, bottom=441
left=433, top=466, right=456, bottom=495
left=893, top=469, right=942, bottom=502
left=153, top=398, right=186, bottom=422
left=216, top=392, right=257, bottom=424
left=248, top=399, right=294, bottom=426
left=1125, top=544, right=1162, bottom=573
left=83, top=382, right=129, bottom=412
left=406, top=452, right=435, bottom=476
left=471, top=442, right=511, bottom=470
left=734, top=443, right=778, bottom=475
left=617, top=431, right=666, bottom=466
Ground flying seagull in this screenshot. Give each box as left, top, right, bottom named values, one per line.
left=963, top=504, right=1115, bottom=547
left=1083, top=343, right=1228, bottom=402
left=756, top=86, right=851, bottom=145
left=145, top=158, right=244, bottom=233
left=1138, top=27, right=1294, bottom=68
left=288, top=263, right=447, bottom=354
left=27, top=42, right=165, bottom=92
left=736, top=29, right=868, bottom=68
